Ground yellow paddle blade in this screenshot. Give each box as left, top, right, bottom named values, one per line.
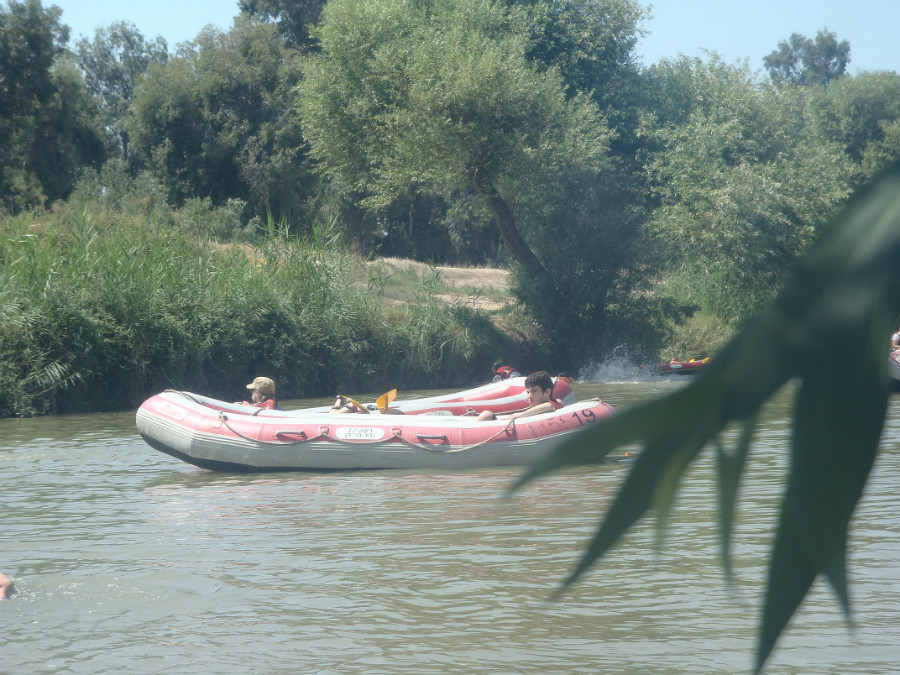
left=376, top=388, right=398, bottom=411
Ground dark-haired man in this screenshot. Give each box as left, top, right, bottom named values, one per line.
left=478, top=371, right=563, bottom=421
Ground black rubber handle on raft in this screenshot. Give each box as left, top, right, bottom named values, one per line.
left=416, top=433, right=448, bottom=442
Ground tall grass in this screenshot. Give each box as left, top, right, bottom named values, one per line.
left=0, top=203, right=505, bottom=416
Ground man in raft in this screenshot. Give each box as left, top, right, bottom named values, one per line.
left=491, top=361, right=521, bottom=382
left=477, top=371, right=563, bottom=421
left=236, top=376, right=279, bottom=409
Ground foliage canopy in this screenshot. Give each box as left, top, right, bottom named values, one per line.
left=763, top=28, right=850, bottom=88
left=0, top=0, right=106, bottom=211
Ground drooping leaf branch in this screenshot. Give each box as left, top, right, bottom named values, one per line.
left=512, top=161, right=900, bottom=672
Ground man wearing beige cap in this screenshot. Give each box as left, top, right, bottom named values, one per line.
left=240, top=376, right=279, bottom=410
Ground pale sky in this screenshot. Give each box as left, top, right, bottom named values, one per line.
left=637, top=0, right=900, bottom=75
left=49, top=0, right=899, bottom=75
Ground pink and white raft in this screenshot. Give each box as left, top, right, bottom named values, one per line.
left=135, top=377, right=614, bottom=472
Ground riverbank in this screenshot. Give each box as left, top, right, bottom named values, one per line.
left=0, top=208, right=550, bottom=417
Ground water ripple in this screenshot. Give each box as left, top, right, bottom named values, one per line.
left=2, top=387, right=899, bottom=673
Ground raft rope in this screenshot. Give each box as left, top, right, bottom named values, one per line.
left=216, top=411, right=519, bottom=454
left=165, top=389, right=204, bottom=403
left=163, top=389, right=527, bottom=454
left=166, top=389, right=272, bottom=416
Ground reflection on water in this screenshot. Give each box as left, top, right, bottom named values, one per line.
left=2, top=382, right=899, bottom=674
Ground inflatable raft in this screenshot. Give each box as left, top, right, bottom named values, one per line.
left=658, top=357, right=709, bottom=375
left=135, top=380, right=613, bottom=472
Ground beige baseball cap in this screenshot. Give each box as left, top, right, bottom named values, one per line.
left=246, top=376, right=276, bottom=396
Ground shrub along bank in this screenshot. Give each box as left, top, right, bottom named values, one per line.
left=0, top=205, right=540, bottom=417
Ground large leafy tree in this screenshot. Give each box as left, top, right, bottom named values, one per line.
left=127, top=16, right=310, bottom=221
left=75, top=21, right=168, bottom=160
left=807, top=70, right=900, bottom=183
left=32, top=52, right=108, bottom=202
left=0, top=0, right=105, bottom=211
left=299, top=0, right=624, bottom=336
left=763, top=28, right=850, bottom=88
left=640, top=56, right=853, bottom=327
left=502, top=0, right=654, bottom=353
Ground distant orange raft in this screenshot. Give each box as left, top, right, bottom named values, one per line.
left=658, top=357, right=710, bottom=375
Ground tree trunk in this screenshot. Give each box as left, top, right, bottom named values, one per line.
left=471, top=167, right=570, bottom=334
left=471, top=167, right=547, bottom=281
left=472, top=167, right=577, bottom=354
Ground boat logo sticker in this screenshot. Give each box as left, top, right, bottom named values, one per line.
left=336, top=427, right=386, bottom=441
left=157, top=401, right=189, bottom=421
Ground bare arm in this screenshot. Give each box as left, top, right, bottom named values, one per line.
left=507, top=401, right=557, bottom=419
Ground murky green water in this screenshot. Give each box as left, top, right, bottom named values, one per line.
left=2, top=380, right=899, bottom=674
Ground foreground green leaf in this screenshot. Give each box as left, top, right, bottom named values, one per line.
left=512, top=161, right=900, bottom=672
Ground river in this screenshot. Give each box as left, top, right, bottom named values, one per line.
left=2, top=377, right=899, bottom=674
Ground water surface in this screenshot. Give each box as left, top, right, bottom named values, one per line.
left=2, top=380, right=899, bottom=674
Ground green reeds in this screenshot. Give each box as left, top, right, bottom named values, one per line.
left=0, top=202, right=500, bottom=416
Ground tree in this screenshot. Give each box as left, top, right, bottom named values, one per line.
left=509, top=0, right=646, bottom=99
left=31, top=52, right=108, bottom=201
left=763, top=29, right=849, bottom=88
left=808, top=70, right=900, bottom=181
left=75, top=21, right=168, bottom=160
left=238, top=0, right=326, bottom=50
left=514, top=162, right=900, bottom=673
left=640, top=56, right=853, bottom=328
left=126, top=16, right=310, bottom=222
left=0, top=0, right=105, bottom=211
left=299, top=0, right=616, bottom=328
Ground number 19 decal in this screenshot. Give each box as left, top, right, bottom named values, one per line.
left=571, top=409, right=598, bottom=426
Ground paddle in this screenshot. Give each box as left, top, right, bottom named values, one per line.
left=376, top=388, right=397, bottom=412
left=336, top=393, right=370, bottom=414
